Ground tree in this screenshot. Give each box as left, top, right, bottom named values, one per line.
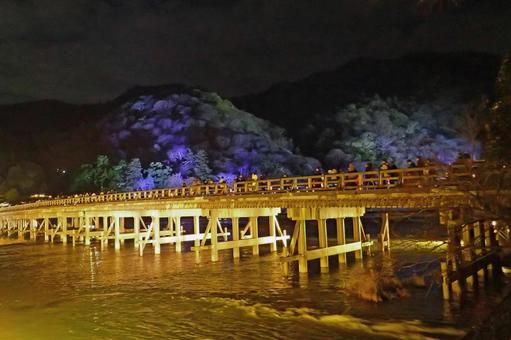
left=485, top=53, right=511, bottom=162
left=71, top=163, right=95, bottom=192
left=125, top=158, right=144, bottom=191
left=325, top=96, right=471, bottom=166
left=455, top=98, right=487, bottom=159
left=111, top=160, right=128, bottom=191
left=145, top=162, right=172, bottom=188
left=192, top=150, right=212, bottom=180
left=94, top=155, right=115, bottom=191
left=180, top=148, right=212, bottom=180
left=71, top=155, right=116, bottom=192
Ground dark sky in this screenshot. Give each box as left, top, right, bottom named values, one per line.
left=1, top=0, right=510, bottom=104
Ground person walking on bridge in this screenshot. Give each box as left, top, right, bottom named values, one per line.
left=312, top=167, right=324, bottom=189
left=345, top=163, right=358, bottom=188
left=249, top=172, right=258, bottom=192
left=379, top=160, right=390, bottom=187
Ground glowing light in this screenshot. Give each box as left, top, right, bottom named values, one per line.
left=491, top=220, right=497, bottom=226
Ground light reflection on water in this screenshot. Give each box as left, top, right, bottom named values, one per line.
left=0, top=240, right=506, bottom=339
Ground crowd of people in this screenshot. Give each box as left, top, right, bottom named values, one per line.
left=47, top=154, right=476, bottom=201
left=315, top=156, right=433, bottom=177
left=182, top=156, right=437, bottom=194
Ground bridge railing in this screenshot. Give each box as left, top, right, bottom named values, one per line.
left=0, top=162, right=485, bottom=211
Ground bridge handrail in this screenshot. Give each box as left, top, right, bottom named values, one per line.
left=0, top=162, right=488, bottom=212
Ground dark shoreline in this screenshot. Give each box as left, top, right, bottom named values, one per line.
left=463, top=268, right=511, bottom=340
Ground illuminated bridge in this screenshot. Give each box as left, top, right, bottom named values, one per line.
left=0, top=163, right=507, bottom=299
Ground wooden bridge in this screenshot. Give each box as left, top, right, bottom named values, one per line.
left=0, top=163, right=508, bottom=299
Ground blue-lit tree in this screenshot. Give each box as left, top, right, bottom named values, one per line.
left=125, top=158, right=144, bottom=191
left=145, top=161, right=172, bottom=188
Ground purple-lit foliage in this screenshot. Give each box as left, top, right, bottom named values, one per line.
left=102, top=90, right=319, bottom=180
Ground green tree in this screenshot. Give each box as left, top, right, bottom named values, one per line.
left=110, top=160, right=128, bottom=191
left=94, top=155, right=115, bottom=191
left=192, top=150, right=212, bottom=180
left=145, top=162, right=171, bottom=188
left=125, top=158, right=144, bottom=191
left=71, top=155, right=117, bottom=192
left=71, top=163, right=95, bottom=192
left=485, top=53, right=511, bottom=162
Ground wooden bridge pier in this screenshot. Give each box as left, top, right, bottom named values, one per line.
left=281, top=207, right=373, bottom=273
left=191, top=208, right=289, bottom=262
left=379, top=212, right=391, bottom=253
left=440, top=208, right=503, bottom=300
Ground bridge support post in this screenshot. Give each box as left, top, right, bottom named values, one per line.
left=353, top=217, right=362, bottom=260
left=380, top=213, right=391, bottom=253
left=30, top=219, right=37, bottom=241
left=251, top=217, right=259, bottom=256
left=210, top=216, right=218, bottom=261
left=462, top=221, right=476, bottom=288
left=488, top=223, right=502, bottom=278
left=283, top=207, right=370, bottom=276
left=175, top=216, right=182, bottom=253
left=61, top=217, right=68, bottom=244
left=134, top=214, right=140, bottom=248
left=447, top=210, right=463, bottom=297
left=193, top=216, right=200, bottom=249
left=269, top=216, right=277, bottom=252
left=318, top=218, right=329, bottom=273
left=43, top=217, right=49, bottom=242
left=439, top=209, right=504, bottom=300
left=84, top=216, right=91, bottom=246
left=120, top=217, right=125, bottom=246
left=232, top=217, right=240, bottom=258
left=474, top=221, right=485, bottom=279
left=17, top=220, right=23, bottom=241
left=336, top=218, right=347, bottom=264
left=94, top=216, right=101, bottom=243
left=153, top=215, right=161, bottom=254
left=114, top=216, right=121, bottom=250
left=441, top=260, right=451, bottom=300
left=297, top=220, right=308, bottom=273
left=102, top=216, right=109, bottom=248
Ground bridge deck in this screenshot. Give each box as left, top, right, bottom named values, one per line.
left=0, top=164, right=480, bottom=216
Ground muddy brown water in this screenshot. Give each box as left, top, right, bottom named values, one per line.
left=0, top=237, right=508, bottom=339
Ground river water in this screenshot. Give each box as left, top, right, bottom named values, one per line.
left=0, top=237, right=508, bottom=339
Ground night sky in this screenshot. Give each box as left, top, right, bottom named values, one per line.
left=1, top=0, right=510, bottom=104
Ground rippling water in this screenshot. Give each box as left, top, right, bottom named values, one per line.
left=0, top=238, right=507, bottom=339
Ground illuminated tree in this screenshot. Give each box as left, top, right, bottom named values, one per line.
left=191, top=150, right=212, bottom=180
left=71, top=164, right=95, bottom=192
left=111, top=160, right=128, bottom=191
left=145, top=162, right=172, bottom=188
left=71, top=155, right=116, bottom=192
left=125, top=158, right=144, bottom=191
left=94, top=155, right=115, bottom=191
left=320, top=96, right=471, bottom=166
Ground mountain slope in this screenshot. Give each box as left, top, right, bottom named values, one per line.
left=232, top=52, right=501, bottom=156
